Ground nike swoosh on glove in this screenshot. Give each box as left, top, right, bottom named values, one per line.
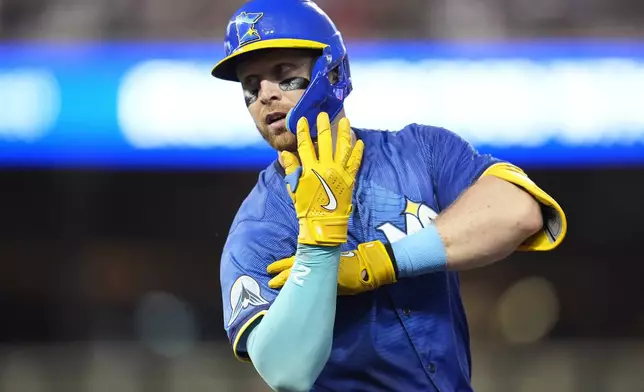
left=281, top=112, right=364, bottom=246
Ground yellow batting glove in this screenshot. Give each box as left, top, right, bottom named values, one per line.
left=282, top=112, right=364, bottom=246
left=268, top=240, right=398, bottom=295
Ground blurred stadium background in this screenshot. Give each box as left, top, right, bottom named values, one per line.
left=2, top=0, right=644, bottom=391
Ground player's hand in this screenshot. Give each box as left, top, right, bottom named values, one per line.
left=282, top=112, right=364, bottom=246
left=267, top=240, right=397, bottom=295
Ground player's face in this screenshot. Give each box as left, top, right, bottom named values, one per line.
left=236, top=49, right=315, bottom=152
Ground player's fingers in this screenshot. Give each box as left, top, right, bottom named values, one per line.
left=297, top=116, right=317, bottom=166
left=335, top=117, right=352, bottom=166
left=266, top=256, right=295, bottom=274
left=281, top=152, right=303, bottom=194
left=268, top=269, right=291, bottom=289
left=317, top=112, right=333, bottom=164
left=346, top=139, right=365, bottom=177
left=281, top=151, right=301, bottom=176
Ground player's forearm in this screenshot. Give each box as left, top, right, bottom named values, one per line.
left=436, top=175, right=543, bottom=270
left=247, top=244, right=340, bottom=392
left=390, top=176, right=542, bottom=276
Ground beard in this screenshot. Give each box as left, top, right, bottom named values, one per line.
left=257, top=122, right=298, bottom=152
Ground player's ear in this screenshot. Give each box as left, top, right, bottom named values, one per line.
left=328, top=67, right=339, bottom=85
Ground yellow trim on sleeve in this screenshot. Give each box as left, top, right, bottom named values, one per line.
left=232, top=310, right=267, bottom=363
left=481, top=163, right=567, bottom=251
left=212, top=39, right=328, bottom=81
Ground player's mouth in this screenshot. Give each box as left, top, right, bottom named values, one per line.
left=266, top=112, right=287, bottom=132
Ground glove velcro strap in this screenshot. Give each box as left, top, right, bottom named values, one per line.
left=298, top=216, right=350, bottom=246
left=357, top=241, right=397, bottom=287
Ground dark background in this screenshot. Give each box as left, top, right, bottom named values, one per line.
left=3, top=0, right=644, bottom=390
left=1, top=167, right=643, bottom=391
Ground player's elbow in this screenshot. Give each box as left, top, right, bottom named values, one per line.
left=514, top=194, right=543, bottom=239
left=255, top=360, right=322, bottom=392
left=479, top=175, right=543, bottom=238
left=249, top=334, right=330, bottom=392
left=262, top=372, right=317, bottom=392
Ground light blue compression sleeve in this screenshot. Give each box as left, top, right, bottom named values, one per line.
left=247, top=244, right=340, bottom=392
left=391, top=224, right=448, bottom=278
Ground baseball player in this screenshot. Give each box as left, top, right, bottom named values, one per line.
left=214, top=1, right=567, bottom=391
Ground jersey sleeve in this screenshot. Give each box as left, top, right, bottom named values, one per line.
left=220, top=218, right=298, bottom=362
left=418, top=125, right=501, bottom=210
left=412, top=124, right=567, bottom=251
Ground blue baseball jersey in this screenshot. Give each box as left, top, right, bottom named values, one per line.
left=220, top=124, right=501, bottom=391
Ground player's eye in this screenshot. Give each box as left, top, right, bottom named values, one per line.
left=242, top=76, right=259, bottom=90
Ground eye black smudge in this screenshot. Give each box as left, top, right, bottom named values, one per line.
left=280, top=77, right=310, bottom=91
left=244, top=89, right=258, bottom=107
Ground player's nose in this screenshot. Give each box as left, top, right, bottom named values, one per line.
left=258, top=79, right=282, bottom=104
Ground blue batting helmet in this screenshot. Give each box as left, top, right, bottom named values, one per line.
left=211, top=0, right=352, bottom=138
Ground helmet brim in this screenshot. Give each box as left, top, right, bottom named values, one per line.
left=211, top=38, right=327, bottom=81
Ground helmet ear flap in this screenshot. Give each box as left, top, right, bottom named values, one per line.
left=286, top=48, right=351, bottom=138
